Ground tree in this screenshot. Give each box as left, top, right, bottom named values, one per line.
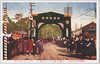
left=2, top=12, right=30, bottom=34
left=13, top=13, right=23, bottom=22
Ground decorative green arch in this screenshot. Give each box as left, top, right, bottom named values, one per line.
left=38, top=24, right=63, bottom=39
left=31, top=12, right=71, bottom=42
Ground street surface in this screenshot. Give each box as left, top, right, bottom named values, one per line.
left=9, top=42, right=96, bottom=60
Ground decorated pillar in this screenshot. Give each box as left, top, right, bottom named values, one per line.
left=64, top=15, right=71, bottom=39
left=31, top=14, right=38, bottom=41
left=3, top=8, right=7, bottom=60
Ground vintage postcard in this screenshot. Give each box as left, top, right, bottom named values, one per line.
left=1, top=0, right=99, bottom=63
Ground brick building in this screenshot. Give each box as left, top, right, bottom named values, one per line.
left=82, top=22, right=96, bottom=40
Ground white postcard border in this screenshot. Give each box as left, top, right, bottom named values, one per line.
left=1, top=0, right=99, bottom=63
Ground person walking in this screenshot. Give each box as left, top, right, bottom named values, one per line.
left=86, top=37, right=96, bottom=59
left=70, top=38, right=75, bottom=52
left=27, top=38, right=34, bottom=55
left=79, top=35, right=86, bottom=59
left=16, top=38, right=21, bottom=55
left=81, top=37, right=88, bottom=59
left=22, top=37, right=28, bottom=55
left=66, top=38, right=70, bottom=51
left=36, top=39, right=44, bottom=56
left=76, top=34, right=84, bottom=58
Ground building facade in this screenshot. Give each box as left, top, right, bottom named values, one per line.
left=82, top=22, right=96, bottom=40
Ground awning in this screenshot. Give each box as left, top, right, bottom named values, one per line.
left=11, top=33, right=22, bottom=40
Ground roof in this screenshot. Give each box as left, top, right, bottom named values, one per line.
left=38, top=11, right=64, bottom=15
left=32, top=11, right=71, bottom=17
left=14, top=31, right=27, bottom=34
left=32, top=14, right=38, bottom=16
left=82, top=22, right=96, bottom=28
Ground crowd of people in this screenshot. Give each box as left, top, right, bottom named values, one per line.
left=22, top=34, right=96, bottom=59
left=22, top=36, right=44, bottom=56
left=7, top=34, right=96, bottom=59
left=63, top=34, right=96, bottom=59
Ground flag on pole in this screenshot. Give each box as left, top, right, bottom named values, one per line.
left=4, top=8, right=7, bottom=15
left=29, top=13, right=33, bottom=20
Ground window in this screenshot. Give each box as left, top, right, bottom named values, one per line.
left=50, top=17, right=52, bottom=20
left=89, top=31, right=96, bottom=34
left=46, top=17, right=48, bottom=19
left=84, top=31, right=88, bottom=35
left=54, top=17, right=56, bottom=20
left=57, top=17, right=60, bottom=20
left=42, top=17, right=45, bottom=19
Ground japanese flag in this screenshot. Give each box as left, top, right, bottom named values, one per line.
left=29, top=13, right=33, bottom=20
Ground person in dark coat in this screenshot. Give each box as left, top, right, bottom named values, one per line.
left=85, top=37, right=90, bottom=55
left=22, top=37, right=28, bottom=55
left=36, top=39, right=44, bottom=56
left=70, top=38, right=75, bottom=52
left=16, top=38, right=21, bottom=55
left=76, top=38, right=81, bottom=57
left=76, top=34, right=84, bottom=58
left=81, top=37, right=88, bottom=59
left=66, top=38, right=70, bottom=51
left=86, top=37, right=96, bottom=59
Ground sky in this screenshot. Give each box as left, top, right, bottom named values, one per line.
left=2, top=2, right=96, bottom=31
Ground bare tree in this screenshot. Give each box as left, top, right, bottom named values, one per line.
left=14, top=13, right=23, bottom=22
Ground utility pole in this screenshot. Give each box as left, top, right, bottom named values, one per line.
left=29, top=3, right=35, bottom=39
left=94, top=3, right=96, bottom=18
left=29, top=3, right=35, bottom=15
left=29, top=3, right=36, bottom=55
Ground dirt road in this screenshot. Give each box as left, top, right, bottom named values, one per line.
left=9, top=42, right=96, bottom=60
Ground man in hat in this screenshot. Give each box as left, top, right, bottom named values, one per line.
left=66, top=38, right=70, bottom=52
left=81, top=37, right=88, bottom=59
left=76, top=34, right=84, bottom=58
left=70, top=38, right=75, bottom=52
left=86, top=37, right=96, bottom=59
